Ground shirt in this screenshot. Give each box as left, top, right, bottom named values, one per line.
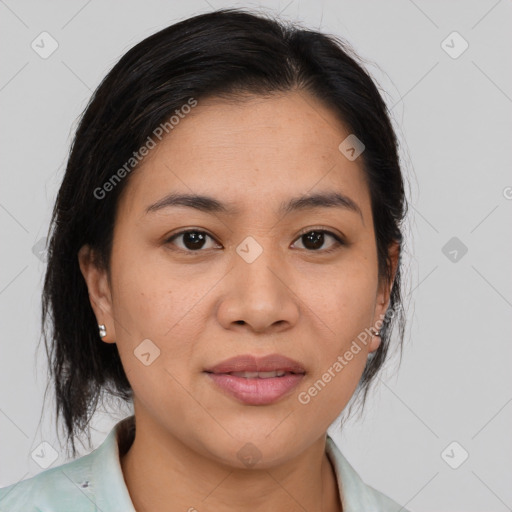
left=0, top=415, right=410, bottom=511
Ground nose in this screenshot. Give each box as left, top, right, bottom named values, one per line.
left=215, top=243, right=300, bottom=334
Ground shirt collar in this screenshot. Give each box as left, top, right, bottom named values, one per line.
left=86, top=415, right=136, bottom=511
left=325, top=435, right=388, bottom=511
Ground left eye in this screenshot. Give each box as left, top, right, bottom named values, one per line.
left=291, top=230, right=344, bottom=253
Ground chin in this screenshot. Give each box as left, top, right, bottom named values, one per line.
left=200, top=428, right=309, bottom=470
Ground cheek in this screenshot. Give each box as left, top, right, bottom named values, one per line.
left=297, top=251, right=378, bottom=342
left=110, top=239, right=201, bottom=335
left=294, top=277, right=374, bottom=422
left=292, top=254, right=377, bottom=413
left=108, top=243, right=216, bottom=385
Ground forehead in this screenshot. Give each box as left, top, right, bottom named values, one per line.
left=117, top=91, right=371, bottom=219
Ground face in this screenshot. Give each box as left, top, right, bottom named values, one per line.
left=79, top=91, right=398, bottom=468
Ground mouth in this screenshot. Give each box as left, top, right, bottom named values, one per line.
left=204, top=353, right=306, bottom=375
left=204, top=354, right=306, bottom=405
left=211, top=370, right=301, bottom=379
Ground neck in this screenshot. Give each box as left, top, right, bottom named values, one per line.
left=119, top=415, right=342, bottom=512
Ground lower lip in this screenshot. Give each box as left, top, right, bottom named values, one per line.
left=205, top=372, right=304, bottom=405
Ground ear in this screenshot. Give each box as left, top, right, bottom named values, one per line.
left=369, top=240, right=400, bottom=353
left=78, top=244, right=117, bottom=344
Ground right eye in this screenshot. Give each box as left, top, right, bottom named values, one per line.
left=165, top=229, right=222, bottom=253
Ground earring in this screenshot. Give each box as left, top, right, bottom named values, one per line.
left=370, top=327, right=381, bottom=337
left=98, top=324, right=107, bottom=338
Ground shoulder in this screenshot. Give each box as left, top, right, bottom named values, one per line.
left=0, top=451, right=97, bottom=512
left=325, top=435, right=411, bottom=512
left=0, top=416, right=136, bottom=512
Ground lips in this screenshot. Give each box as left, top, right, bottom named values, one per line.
left=204, top=354, right=306, bottom=405
left=204, top=353, right=306, bottom=375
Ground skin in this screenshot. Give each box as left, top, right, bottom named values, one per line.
left=79, top=90, right=399, bottom=512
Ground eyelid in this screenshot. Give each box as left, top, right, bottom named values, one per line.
left=294, top=225, right=346, bottom=242
left=164, top=228, right=220, bottom=248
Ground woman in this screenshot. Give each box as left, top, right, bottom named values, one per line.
left=0, top=7, right=409, bottom=511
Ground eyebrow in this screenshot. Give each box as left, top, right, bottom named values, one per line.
left=145, top=191, right=363, bottom=221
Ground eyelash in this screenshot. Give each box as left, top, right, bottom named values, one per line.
left=164, top=227, right=346, bottom=255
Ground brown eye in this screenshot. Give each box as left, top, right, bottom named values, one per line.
left=292, top=230, right=344, bottom=253
left=166, top=230, right=219, bottom=252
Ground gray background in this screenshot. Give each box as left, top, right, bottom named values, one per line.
left=1, top=1, right=511, bottom=510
